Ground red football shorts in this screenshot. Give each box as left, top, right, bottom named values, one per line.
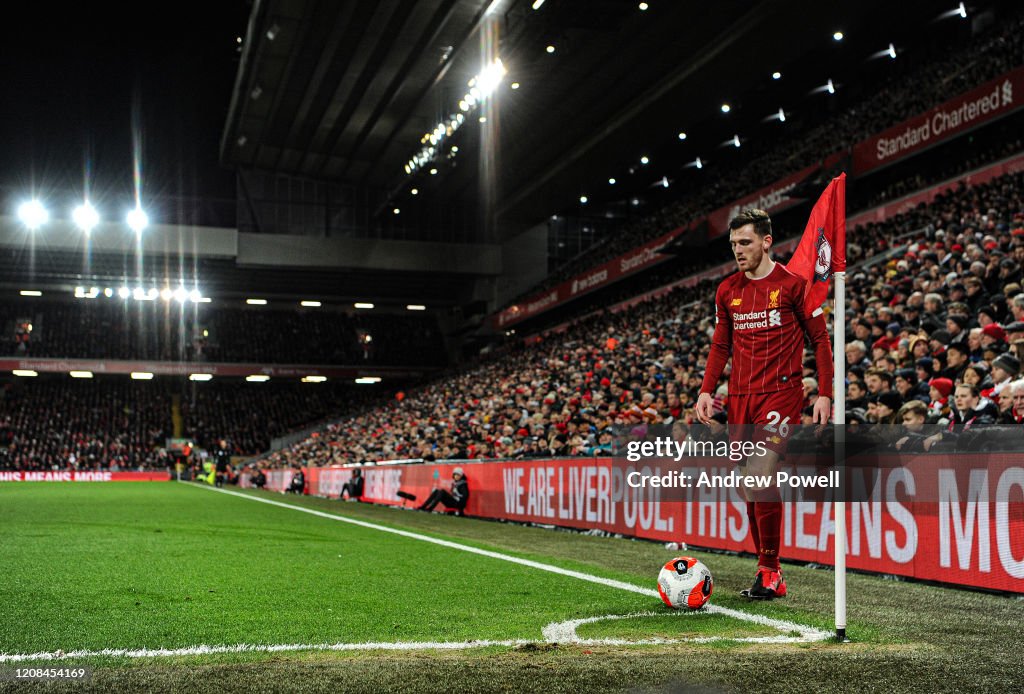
left=726, top=387, right=804, bottom=455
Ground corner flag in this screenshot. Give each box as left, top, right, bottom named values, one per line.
left=784, top=173, right=846, bottom=311
left=785, top=172, right=849, bottom=641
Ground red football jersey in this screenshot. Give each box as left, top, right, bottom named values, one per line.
left=700, top=262, right=833, bottom=398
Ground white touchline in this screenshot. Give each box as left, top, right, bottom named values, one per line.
left=0, top=485, right=829, bottom=663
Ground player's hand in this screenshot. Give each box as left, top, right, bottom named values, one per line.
left=812, top=396, right=831, bottom=431
left=695, top=393, right=715, bottom=425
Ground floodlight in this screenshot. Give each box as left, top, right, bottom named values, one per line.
left=17, top=200, right=49, bottom=230
left=72, top=202, right=100, bottom=233
left=126, top=206, right=149, bottom=234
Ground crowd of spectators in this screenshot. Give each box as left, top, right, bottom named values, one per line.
left=508, top=8, right=1024, bottom=306
left=181, top=382, right=381, bottom=455
left=0, top=303, right=446, bottom=367
left=0, top=377, right=389, bottom=469
left=259, top=169, right=1024, bottom=468
left=0, top=379, right=173, bottom=471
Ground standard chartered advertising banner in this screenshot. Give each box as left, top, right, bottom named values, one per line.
left=853, top=65, right=1024, bottom=174
left=493, top=224, right=690, bottom=328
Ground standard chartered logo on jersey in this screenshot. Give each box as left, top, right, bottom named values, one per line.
left=733, top=308, right=782, bottom=330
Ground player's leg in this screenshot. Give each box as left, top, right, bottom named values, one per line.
left=728, top=394, right=760, bottom=556
left=742, top=388, right=803, bottom=599
left=742, top=446, right=786, bottom=598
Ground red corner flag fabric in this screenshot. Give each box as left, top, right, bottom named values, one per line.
left=784, top=173, right=846, bottom=312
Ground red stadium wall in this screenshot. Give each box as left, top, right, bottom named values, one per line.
left=288, top=457, right=1024, bottom=594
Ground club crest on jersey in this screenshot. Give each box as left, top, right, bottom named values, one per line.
left=767, top=288, right=780, bottom=309
left=731, top=298, right=743, bottom=306
left=814, top=227, right=833, bottom=282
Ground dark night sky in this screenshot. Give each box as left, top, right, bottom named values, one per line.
left=0, top=2, right=250, bottom=221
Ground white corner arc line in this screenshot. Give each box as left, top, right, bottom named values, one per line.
left=542, top=611, right=822, bottom=645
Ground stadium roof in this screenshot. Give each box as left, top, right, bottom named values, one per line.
left=221, top=0, right=952, bottom=236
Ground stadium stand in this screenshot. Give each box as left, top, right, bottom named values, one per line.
left=0, top=378, right=173, bottom=471
left=509, top=8, right=1024, bottom=305
left=259, top=169, right=1024, bottom=467
left=0, top=301, right=446, bottom=366
left=0, top=377, right=389, bottom=469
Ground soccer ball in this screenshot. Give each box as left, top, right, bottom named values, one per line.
left=657, top=556, right=713, bottom=610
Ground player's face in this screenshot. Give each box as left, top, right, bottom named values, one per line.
left=729, top=225, right=768, bottom=272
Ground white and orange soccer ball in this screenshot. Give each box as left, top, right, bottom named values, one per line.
left=657, top=556, right=713, bottom=610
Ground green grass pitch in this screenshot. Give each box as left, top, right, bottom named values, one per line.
left=1, top=482, right=1022, bottom=693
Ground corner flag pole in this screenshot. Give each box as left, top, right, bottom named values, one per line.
left=833, top=269, right=847, bottom=642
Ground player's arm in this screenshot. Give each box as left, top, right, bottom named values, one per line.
left=795, top=299, right=834, bottom=426
left=696, top=285, right=732, bottom=424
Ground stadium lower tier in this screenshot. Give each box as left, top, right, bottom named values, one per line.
left=0, top=376, right=386, bottom=469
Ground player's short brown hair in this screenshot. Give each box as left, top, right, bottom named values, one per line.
left=728, top=208, right=772, bottom=237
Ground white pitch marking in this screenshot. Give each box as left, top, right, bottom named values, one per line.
left=0, top=640, right=533, bottom=664
left=0, top=486, right=829, bottom=662
left=542, top=611, right=822, bottom=645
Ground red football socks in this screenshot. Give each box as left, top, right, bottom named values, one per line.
left=746, top=501, right=760, bottom=555
left=754, top=501, right=782, bottom=571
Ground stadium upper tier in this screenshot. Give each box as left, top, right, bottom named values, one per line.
left=0, top=302, right=446, bottom=367
left=505, top=8, right=1024, bottom=311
